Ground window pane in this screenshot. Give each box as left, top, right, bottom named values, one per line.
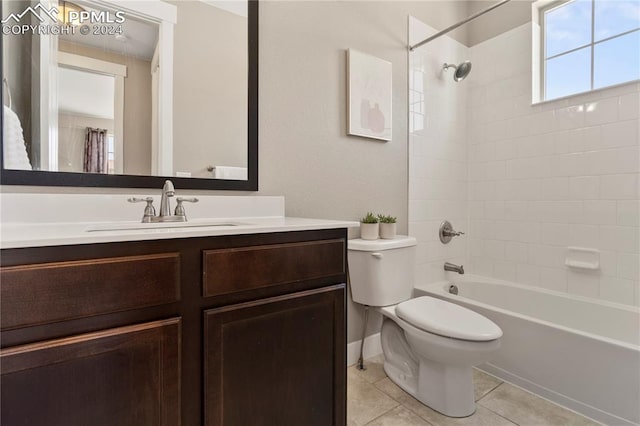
left=546, top=47, right=591, bottom=99
left=594, top=30, right=640, bottom=89
left=545, top=0, right=592, bottom=58
left=595, top=0, right=640, bottom=42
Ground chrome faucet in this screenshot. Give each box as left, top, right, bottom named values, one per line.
left=444, top=262, right=464, bottom=274
left=128, top=180, right=199, bottom=223
left=159, top=180, right=175, bottom=217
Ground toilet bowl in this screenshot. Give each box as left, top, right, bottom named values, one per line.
left=348, top=236, right=502, bottom=417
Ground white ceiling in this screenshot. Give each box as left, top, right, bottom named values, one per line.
left=59, top=3, right=159, bottom=61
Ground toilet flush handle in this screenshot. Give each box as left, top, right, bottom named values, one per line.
left=371, top=252, right=383, bottom=259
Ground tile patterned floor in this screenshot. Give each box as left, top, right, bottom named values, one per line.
left=347, top=355, right=600, bottom=426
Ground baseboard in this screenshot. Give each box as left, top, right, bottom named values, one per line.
left=346, top=333, right=382, bottom=367
left=479, top=363, right=638, bottom=426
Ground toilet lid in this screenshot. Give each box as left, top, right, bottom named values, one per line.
left=395, top=296, right=502, bottom=341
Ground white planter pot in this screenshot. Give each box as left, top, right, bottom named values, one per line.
left=360, top=223, right=379, bottom=240
left=379, top=223, right=396, bottom=239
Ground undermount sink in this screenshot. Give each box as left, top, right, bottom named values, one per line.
left=86, top=220, right=249, bottom=232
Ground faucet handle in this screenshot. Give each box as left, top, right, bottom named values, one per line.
left=174, top=197, right=199, bottom=219
left=128, top=197, right=156, bottom=222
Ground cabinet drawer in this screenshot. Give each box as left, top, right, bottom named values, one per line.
left=1, top=253, right=181, bottom=330
left=203, top=239, right=345, bottom=297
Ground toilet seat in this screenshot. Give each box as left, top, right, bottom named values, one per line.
left=395, top=296, right=502, bottom=341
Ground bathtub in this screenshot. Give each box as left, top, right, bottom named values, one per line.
left=415, top=276, right=640, bottom=426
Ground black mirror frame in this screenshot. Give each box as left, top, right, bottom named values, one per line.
left=0, top=0, right=258, bottom=191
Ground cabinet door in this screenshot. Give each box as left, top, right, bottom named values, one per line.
left=1, top=318, right=181, bottom=426
left=204, top=285, right=346, bottom=426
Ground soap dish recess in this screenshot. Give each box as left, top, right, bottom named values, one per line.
left=565, top=247, right=600, bottom=270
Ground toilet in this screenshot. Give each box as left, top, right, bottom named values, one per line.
left=348, top=236, right=502, bottom=418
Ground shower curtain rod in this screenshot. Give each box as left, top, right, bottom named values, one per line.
left=409, top=0, right=512, bottom=51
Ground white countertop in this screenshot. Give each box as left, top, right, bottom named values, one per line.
left=0, top=216, right=359, bottom=249
left=0, top=193, right=358, bottom=249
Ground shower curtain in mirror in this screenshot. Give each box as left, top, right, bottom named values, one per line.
left=83, top=127, right=108, bottom=173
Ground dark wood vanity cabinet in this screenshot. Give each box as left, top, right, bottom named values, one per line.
left=0, top=229, right=347, bottom=426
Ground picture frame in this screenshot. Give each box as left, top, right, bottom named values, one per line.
left=347, top=49, right=392, bottom=141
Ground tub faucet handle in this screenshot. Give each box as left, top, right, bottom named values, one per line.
left=439, top=220, right=465, bottom=244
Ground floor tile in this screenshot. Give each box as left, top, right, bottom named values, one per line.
left=374, top=377, right=515, bottom=426
left=350, top=354, right=388, bottom=384
left=348, top=369, right=399, bottom=426
left=365, top=406, right=433, bottom=426
left=478, top=383, right=600, bottom=426
left=473, top=369, right=502, bottom=401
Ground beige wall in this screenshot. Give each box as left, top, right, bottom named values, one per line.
left=58, top=41, right=152, bottom=175
left=170, top=1, right=248, bottom=178
left=58, top=114, right=114, bottom=172
left=466, top=0, right=533, bottom=46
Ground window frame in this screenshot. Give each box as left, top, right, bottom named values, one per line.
left=533, top=0, right=640, bottom=102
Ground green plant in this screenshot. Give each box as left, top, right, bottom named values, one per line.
left=361, top=212, right=379, bottom=224
left=377, top=214, right=397, bottom=224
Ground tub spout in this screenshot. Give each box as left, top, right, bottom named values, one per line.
left=444, top=262, right=464, bottom=274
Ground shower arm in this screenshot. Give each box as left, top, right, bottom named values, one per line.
left=409, top=0, right=511, bottom=51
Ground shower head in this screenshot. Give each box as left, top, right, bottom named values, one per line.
left=442, top=61, right=472, bottom=82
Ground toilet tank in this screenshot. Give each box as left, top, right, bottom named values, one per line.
left=348, top=236, right=417, bottom=306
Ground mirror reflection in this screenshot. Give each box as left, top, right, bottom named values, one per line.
left=2, top=0, right=249, bottom=180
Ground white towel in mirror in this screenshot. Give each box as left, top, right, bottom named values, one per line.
left=212, top=166, right=247, bottom=180
left=3, top=105, right=32, bottom=170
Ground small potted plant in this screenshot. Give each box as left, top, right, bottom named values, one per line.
left=360, top=212, right=379, bottom=240
left=378, top=214, right=397, bottom=239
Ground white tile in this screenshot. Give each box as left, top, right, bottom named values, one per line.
left=529, top=110, right=556, bottom=135
left=600, top=120, right=638, bottom=149
left=618, top=92, right=640, bottom=121
left=600, top=251, right=619, bottom=276
left=485, top=201, right=505, bottom=219
left=538, top=267, right=568, bottom=292
left=504, top=201, right=529, bottom=221
left=567, top=270, right=600, bottom=298
left=495, top=139, right=518, bottom=160
left=529, top=244, right=566, bottom=268
left=540, top=177, right=569, bottom=200
left=599, top=226, right=639, bottom=253
left=484, top=240, right=505, bottom=260
left=517, top=263, right=540, bottom=286
left=600, top=174, right=638, bottom=200
left=618, top=253, right=640, bottom=281
left=470, top=256, right=494, bottom=277
left=540, top=223, right=569, bottom=246
left=505, top=242, right=529, bottom=263
left=617, top=201, right=640, bottom=226
left=555, top=104, right=586, bottom=131
left=600, top=276, right=635, bottom=305
left=594, top=147, right=640, bottom=175
left=580, top=200, right=617, bottom=225
left=518, top=222, right=541, bottom=243
left=569, top=176, right=599, bottom=200
left=493, top=260, right=517, bottom=281
left=567, top=126, right=601, bottom=153
left=568, top=224, right=599, bottom=248
left=585, top=97, right=619, bottom=126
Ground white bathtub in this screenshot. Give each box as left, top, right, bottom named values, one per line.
left=415, top=276, right=640, bottom=426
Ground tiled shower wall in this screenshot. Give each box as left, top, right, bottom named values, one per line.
left=408, top=17, right=469, bottom=284
left=409, top=20, right=640, bottom=306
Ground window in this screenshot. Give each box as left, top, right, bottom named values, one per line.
left=540, top=0, right=640, bottom=101
left=107, top=134, right=115, bottom=175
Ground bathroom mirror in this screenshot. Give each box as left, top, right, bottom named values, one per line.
left=0, top=0, right=258, bottom=190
